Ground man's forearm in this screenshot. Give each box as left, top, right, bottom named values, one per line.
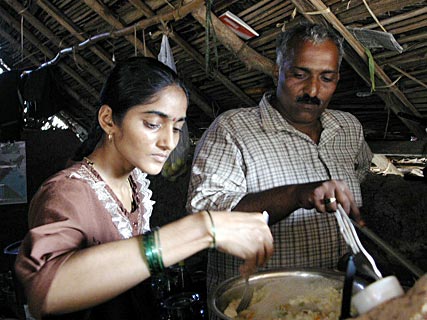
left=233, top=184, right=301, bottom=225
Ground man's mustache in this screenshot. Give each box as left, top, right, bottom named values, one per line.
left=296, top=94, right=321, bottom=106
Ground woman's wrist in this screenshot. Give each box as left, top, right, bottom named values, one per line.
left=201, top=210, right=216, bottom=249
left=205, top=210, right=216, bottom=249
left=141, top=227, right=164, bottom=275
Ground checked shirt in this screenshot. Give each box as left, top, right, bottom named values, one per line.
left=186, top=93, right=373, bottom=302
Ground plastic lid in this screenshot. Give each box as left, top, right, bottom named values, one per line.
left=352, top=275, right=404, bottom=315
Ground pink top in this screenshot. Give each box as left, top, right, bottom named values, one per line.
left=15, top=162, right=154, bottom=318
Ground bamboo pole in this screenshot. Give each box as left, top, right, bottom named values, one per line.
left=36, top=0, right=114, bottom=67
left=129, top=0, right=256, bottom=108
left=290, top=0, right=426, bottom=139
left=4, top=0, right=106, bottom=83
left=190, top=4, right=275, bottom=78
left=0, top=6, right=99, bottom=100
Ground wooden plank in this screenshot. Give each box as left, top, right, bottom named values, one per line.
left=4, top=0, right=106, bottom=83
left=0, top=6, right=99, bottom=100
left=290, top=0, right=427, bottom=139
left=368, top=140, right=427, bottom=156
left=362, top=6, right=427, bottom=30
left=83, top=0, right=155, bottom=58
left=36, top=0, right=114, bottom=67
left=129, top=0, right=254, bottom=112
left=190, top=3, right=275, bottom=78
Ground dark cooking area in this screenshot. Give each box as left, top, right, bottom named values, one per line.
left=1, top=1, right=427, bottom=319
left=1, top=129, right=426, bottom=319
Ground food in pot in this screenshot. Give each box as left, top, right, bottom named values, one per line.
left=224, top=277, right=348, bottom=320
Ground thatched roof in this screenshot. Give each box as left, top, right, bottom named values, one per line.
left=1, top=0, right=426, bottom=150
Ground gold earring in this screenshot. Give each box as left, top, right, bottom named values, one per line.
left=108, top=133, right=112, bottom=142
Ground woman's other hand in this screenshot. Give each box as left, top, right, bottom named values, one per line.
left=208, top=211, right=274, bottom=277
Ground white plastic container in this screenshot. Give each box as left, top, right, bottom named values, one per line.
left=352, top=275, right=404, bottom=315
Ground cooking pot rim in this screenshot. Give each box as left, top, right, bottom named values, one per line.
left=208, top=267, right=369, bottom=320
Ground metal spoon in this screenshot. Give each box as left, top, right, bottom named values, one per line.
left=235, top=211, right=270, bottom=314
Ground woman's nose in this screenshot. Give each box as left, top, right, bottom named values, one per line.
left=158, top=126, right=176, bottom=150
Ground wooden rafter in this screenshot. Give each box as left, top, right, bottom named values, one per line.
left=189, top=3, right=276, bottom=78
left=289, top=0, right=427, bottom=139
left=36, top=0, right=114, bottom=68
left=82, top=0, right=215, bottom=117
left=82, top=0, right=156, bottom=58
left=0, top=0, right=425, bottom=141
left=4, top=0, right=105, bottom=84
left=0, top=15, right=94, bottom=129
left=129, top=0, right=256, bottom=110
left=0, top=5, right=98, bottom=101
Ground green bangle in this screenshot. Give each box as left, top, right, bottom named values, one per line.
left=206, top=210, right=216, bottom=249
left=143, top=232, right=155, bottom=273
left=143, top=229, right=164, bottom=275
left=153, top=227, right=164, bottom=270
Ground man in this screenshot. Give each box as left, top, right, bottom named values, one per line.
left=187, top=22, right=372, bottom=309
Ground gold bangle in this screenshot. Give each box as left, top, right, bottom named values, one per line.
left=206, top=210, right=216, bottom=249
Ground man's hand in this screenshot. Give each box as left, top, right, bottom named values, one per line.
left=295, top=180, right=364, bottom=225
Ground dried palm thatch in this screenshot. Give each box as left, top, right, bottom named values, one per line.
left=0, top=0, right=426, bottom=146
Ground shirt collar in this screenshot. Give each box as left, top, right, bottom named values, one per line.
left=259, top=92, right=291, bottom=132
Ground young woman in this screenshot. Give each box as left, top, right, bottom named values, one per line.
left=15, top=57, right=273, bottom=319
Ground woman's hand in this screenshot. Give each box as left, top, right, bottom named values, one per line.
left=209, top=211, right=274, bottom=277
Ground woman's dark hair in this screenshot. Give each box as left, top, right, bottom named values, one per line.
left=73, top=57, right=188, bottom=161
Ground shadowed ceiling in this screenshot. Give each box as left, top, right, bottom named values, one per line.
left=0, top=0, right=426, bottom=145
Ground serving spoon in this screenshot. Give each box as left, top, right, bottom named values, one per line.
left=235, top=211, right=270, bottom=314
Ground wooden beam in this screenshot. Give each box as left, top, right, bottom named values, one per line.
left=336, top=0, right=425, bottom=25
left=4, top=0, right=105, bottom=84
left=83, top=0, right=206, bottom=57
left=0, top=6, right=99, bottom=100
left=0, top=27, right=40, bottom=68
left=36, top=0, right=113, bottom=68
left=83, top=0, right=155, bottom=58
left=368, top=140, right=427, bottom=156
left=124, top=0, right=214, bottom=116
left=289, top=0, right=427, bottom=139
left=37, top=1, right=206, bottom=67
left=190, top=3, right=275, bottom=78
left=130, top=0, right=256, bottom=108
left=0, top=19, right=95, bottom=125
left=169, top=32, right=256, bottom=107
left=342, top=47, right=427, bottom=139
left=128, top=0, right=156, bottom=18
left=182, top=81, right=215, bottom=118
left=362, top=7, right=427, bottom=30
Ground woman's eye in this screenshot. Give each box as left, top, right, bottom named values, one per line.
left=173, top=127, right=183, bottom=133
left=144, top=121, right=161, bottom=130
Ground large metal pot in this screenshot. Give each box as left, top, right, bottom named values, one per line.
left=209, top=268, right=369, bottom=320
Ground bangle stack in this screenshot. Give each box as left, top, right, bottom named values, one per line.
left=206, top=210, right=216, bottom=249
left=142, top=227, right=164, bottom=275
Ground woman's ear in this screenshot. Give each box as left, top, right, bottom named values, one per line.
left=98, top=105, right=114, bottom=135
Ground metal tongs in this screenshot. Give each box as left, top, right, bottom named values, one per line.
left=335, top=204, right=382, bottom=280
left=335, top=204, right=383, bottom=319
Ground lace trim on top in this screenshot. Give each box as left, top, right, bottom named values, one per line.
left=68, top=163, right=155, bottom=239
